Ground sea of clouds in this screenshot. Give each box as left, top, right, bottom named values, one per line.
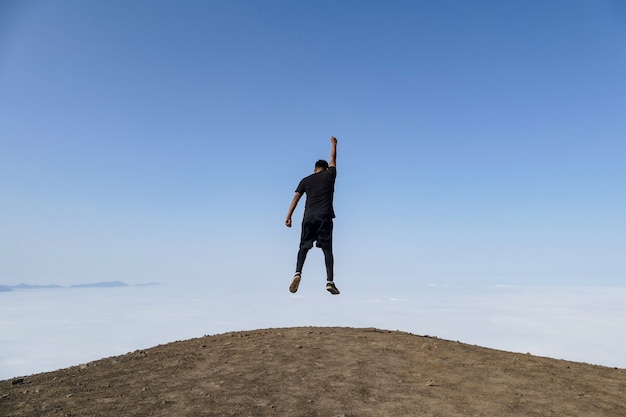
left=1, top=282, right=625, bottom=380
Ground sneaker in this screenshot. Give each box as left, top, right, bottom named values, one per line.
left=289, top=273, right=301, bottom=293
left=326, top=281, right=340, bottom=295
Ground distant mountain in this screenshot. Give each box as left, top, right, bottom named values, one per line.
left=2, top=281, right=159, bottom=290
left=70, top=281, right=129, bottom=288
left=12, top=283, right=63, bottom=289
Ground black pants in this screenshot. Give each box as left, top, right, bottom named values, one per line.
left=296, top=216, right=334, bottom=281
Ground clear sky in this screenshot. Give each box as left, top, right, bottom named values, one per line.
left=1, top=0, right=625, bottom=288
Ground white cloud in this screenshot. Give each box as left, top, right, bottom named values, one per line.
left=1, top=283, right=625, bottom=380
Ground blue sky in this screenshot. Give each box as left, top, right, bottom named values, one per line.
left=1, top=1, right=625, bottom=288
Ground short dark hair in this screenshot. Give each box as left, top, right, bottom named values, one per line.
left=315, top=159, right=329, bottom=170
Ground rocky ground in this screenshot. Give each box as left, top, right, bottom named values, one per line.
left=2, top=327, right=625, bottom=416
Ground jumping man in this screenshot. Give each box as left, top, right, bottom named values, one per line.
left=285, top=136, right=339, bottom=295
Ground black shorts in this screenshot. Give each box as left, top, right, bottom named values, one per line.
left=299, top=215, right=333, bottom=250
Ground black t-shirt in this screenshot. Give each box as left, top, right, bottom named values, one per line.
left=295, top=166, right=336, bottom=218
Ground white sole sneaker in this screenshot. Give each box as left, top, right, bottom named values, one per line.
left=326, top=281, right=340, bottom=295
left=289, top=274, right=301, bottom=293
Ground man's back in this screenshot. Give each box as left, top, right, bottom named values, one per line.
left=296, top=166, right=336, bottom=218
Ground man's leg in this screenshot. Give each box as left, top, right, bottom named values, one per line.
left=317, top=217, right=335, bottom=282
left=322, top=247, right=339, bottom=295
left=297, top=218, right=316, bottom=274
left=290, top=247, right=309, bottom=293
left=296, top=247, right=310, bottom=274
left=323, top=246, right=339, bottom=294
left=291, top=218, right=315, bottom=293
left=321, top=247, right=334, bottom=282
left=317, top=218, right=339, bottom=294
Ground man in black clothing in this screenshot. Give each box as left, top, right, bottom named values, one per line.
left=285, top=136, right=340, bottom=295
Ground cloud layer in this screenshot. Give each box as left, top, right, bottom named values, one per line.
left=1, top=283, right=624, bottom=380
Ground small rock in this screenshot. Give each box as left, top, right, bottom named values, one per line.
left=11, top=378, right=24, bottom=386
left=426, top=379, right=440, bottom=387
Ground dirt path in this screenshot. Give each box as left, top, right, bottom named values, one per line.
left=2, top=327, right=625, bottom=416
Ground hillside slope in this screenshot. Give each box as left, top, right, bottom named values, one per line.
left=2, top=327, right=625, bottom=416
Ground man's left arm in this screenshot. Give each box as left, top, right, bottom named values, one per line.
left=285, top=192, right=302, bottom=227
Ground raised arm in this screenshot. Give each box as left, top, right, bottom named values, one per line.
left=285, top=192, right=302, bottom=227
left=329, top=136, right=337, bottom=167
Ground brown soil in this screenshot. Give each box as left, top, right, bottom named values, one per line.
left=2, top=327, right=625, bottom=417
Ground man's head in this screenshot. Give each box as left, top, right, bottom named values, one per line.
left=314, top=159, right=329, bottom=173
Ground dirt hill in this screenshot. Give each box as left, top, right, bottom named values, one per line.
left=2, top=327, right=625, bottom=417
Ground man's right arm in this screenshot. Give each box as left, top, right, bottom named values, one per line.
left=329, top=136, right=337, bottom=167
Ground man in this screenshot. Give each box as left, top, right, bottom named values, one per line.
left=285, top=136, right=339, bottom=295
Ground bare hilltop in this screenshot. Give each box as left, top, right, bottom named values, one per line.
left=2, top=327, right=624, bottom=417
